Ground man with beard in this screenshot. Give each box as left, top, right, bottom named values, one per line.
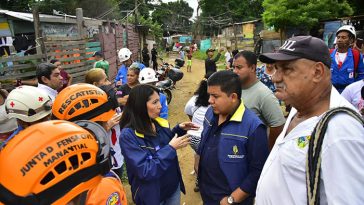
left=233, top=51, right=285, bottom=149
left=330, top=25, right=364, bottom=93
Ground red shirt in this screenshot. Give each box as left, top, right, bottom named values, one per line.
left=58, top=70, right=69, bottom=92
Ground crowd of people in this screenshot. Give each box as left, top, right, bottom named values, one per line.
left=0, top=24, right=364, bottom=205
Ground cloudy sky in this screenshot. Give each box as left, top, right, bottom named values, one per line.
left=161, top=0, right=198, bottom=19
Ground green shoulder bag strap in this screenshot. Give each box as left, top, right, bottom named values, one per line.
left=306, top=107, right=364, bottom=205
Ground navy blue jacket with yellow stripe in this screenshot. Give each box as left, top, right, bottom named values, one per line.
left=120, top=118, right=186, bottom=205
left=198, top=102, right=269, bottom=204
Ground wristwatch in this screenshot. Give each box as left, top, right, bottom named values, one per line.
left=227, top=195, right=235, bottom=204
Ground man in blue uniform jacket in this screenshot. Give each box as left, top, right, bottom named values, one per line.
left=198, top=71, right=269, bottom=205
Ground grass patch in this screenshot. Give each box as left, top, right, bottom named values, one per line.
left=192, top=50, right=226, bottom=63
left=192, top=50, right=207, bottom=60
left=217, top=64, right=226, bottom=71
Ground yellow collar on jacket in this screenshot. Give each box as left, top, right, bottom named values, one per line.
left=229, top=100, right=245, bottom=122
left=135, top=117, right=170, bottom=138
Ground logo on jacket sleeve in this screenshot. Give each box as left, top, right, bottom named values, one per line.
left=107, top=192, right=121, bottom=205
left=228, top=145, right=244, bottom=159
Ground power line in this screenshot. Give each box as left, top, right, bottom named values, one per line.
left=120, top=3, right=143, bottom=22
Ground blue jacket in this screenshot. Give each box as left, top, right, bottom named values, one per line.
left=114, top=62, right=146, bottom=85
left=159, top=93, right=168, bottom=119
left=120, top=118, right=186, bottom=205
left=0, top=125, right=23, bottom=150
left=198, top=102, right=269, bottom=204
left=330, top=48, right=364, bottom=91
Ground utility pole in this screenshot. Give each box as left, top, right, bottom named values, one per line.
left=134, top=0, right=139, bottom=24
left=134, top=0, right=142, bottom=61
left=194, top=0, right=201, bottom=40
left=32, top=5, right=46, bottom=57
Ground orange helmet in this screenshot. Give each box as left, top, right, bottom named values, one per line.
left=52, top=83, right=118, bottom=122
left=0, top=120, right=111, bottom=205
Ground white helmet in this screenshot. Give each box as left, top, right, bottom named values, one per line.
left=336, top=25, right=356, bottom=38
left=5, top=86, right=52, bottom=122
left=118, top=48, right=132, bottom=62
left=139, top=68, right=158, bottom=84
left=0, top=104, right=18, bottom=133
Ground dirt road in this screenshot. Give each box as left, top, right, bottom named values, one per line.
left=124, top=57, right=205, bottom=205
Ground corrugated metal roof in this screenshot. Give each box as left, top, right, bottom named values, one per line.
left=0, top=10, right=100, bottom=24
left=0, top=10, right=63, bottom=22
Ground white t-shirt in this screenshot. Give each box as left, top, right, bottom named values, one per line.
left=224, top=51, right=231, bottom=64
left=335, top=52, right=347, bottom=65
left=184, top=95, right=209, bottom=137
left=256, top=87, right=364, bottom=205
left=37, top=83, right=58, bottom=102
left=341, top=80, right=364, bottom=112
left=108, top=123, right=124, bottom=169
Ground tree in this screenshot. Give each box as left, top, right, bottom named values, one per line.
left=262, top=0, right=354, bottom=33
left=151, top=0, right=194, bottom=35
left=118, top=0, right=154, bottom=19
left=347, top=0, right=364, bottom=16
left=123, top=14, right=163, bottom=45
left=199, top=0, right=263, bottom=22
left=0, top=0, right=33, bottom=12
left=197, top=0, right=264, bottom=36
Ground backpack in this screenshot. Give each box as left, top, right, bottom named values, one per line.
left=330, top=48, right=360, bottom=78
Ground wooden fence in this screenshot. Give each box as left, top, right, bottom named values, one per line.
left=0, top=54, right=45, bottom=82
left=0, top=37, right=101, bottom=89
left=0, top=8, right=141, bottom=90
left=45, top=36, right=101, bottom=83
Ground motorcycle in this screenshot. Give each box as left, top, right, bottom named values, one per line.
left=156, top=79, right=173, bottom=105
left=155, top=58, right=184, bottom=104
left=175, top=58, right=185, bottom=67
left=156, top=59, right=171, bottom=81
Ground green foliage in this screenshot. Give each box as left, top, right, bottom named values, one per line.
left=118, top=0, right=153, bottom=19
left=192, top=50, right=207, bottom=60
left=151, top=0, right=194, bottom=33
left=197, top=0, right=263, bottom=36
left=199, top=0, right=263, bottom=22
left=262, top=0, right=354, bottom=31
left=192, top=50, right=225, bottom=64
left=347, top=0, right=364, bottom=15
left=0, top=0, right=33, bottom=12
left=139, top=16, right=163, bottom=43
left=125, top=15, right=163, bottom=44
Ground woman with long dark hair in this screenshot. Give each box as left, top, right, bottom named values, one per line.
left=184, top=73, right=211, bottom=192
left=120, top=84, right=198, bottom=205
